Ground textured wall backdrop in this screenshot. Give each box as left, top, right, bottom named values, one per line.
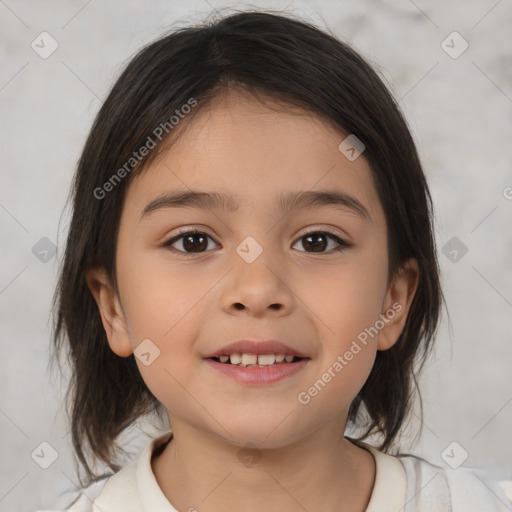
left=1, top=0, right=511, bottom=510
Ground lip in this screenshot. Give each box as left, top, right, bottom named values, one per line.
left=205, top=357, right=310, bottom=384
left=204, top=339, right=308, bottom=358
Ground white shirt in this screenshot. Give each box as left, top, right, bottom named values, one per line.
left=36, top=430, right=512, bottom=512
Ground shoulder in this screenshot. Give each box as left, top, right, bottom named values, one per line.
left=33, top=430, right=173, bottom=512
left=397, top=451, right=512, bottom=511
left=33, top=477, right=109, bottom=512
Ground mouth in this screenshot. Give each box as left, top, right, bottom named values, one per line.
left=205, top=353, right=311, bottom=384
left=208, top=353, right=307, bottom=367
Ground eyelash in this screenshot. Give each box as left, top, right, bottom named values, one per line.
left=162, top=228, right=351, bottom=257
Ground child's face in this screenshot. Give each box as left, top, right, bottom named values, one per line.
left=87, top=88, right=418, bottom=448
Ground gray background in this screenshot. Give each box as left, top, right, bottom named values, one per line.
left=1, top=0, right=511, bottom=510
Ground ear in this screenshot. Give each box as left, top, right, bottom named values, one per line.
left=377, top=258, right=420, bottom=351
left=85, top=266, right=133, bottom=357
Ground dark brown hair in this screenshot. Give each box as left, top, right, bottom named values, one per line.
left=50, top=8, right=446, bottom=488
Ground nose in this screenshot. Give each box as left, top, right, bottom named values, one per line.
left=220, top=253, right=294, bottom=318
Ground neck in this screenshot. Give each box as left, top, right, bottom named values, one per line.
left=151, top=418, right=375, bottom=512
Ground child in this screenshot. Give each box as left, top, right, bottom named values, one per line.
left=38, top=9, right=511, bottom=512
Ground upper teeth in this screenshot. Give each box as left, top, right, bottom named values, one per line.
left=218, top=353, right=295, bottom=365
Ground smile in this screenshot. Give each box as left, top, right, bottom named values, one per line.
left=205, top=354, right=310, bottom=384
left=211, top=353, right=304, bottom=366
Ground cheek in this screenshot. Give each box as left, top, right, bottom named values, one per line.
left=117, top=248, right=207, bottom=344
left=295, top=271, right=380, bottom=415
left=302, top=252, right=388, bottom=345
left=116, top=250, right=209, bottom=406
left=298, top=245, right=386, bottom=398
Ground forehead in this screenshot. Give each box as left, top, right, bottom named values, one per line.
left=122, top=89, right=385, bottom=228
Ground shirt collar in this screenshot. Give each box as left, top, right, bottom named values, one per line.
left=93, top=431, right=406, bottom=511
left=356, top=440, right=407, bottom=511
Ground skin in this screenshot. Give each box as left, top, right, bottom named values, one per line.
left=86, top=88, right=419, bottom=512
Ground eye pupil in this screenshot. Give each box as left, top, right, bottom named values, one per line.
left=303, top=233, right=327, bottom=252
left=183, top=233, right=208, bottom=252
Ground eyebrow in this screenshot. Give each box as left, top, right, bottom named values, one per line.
left=139, top=189, right=372, bottom=223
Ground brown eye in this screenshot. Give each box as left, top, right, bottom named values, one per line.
left=163, top=229, right=350, bottom=257
left=293, top=231, right=349, bottom=253
left=163, top=230, right=218, bottom=255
